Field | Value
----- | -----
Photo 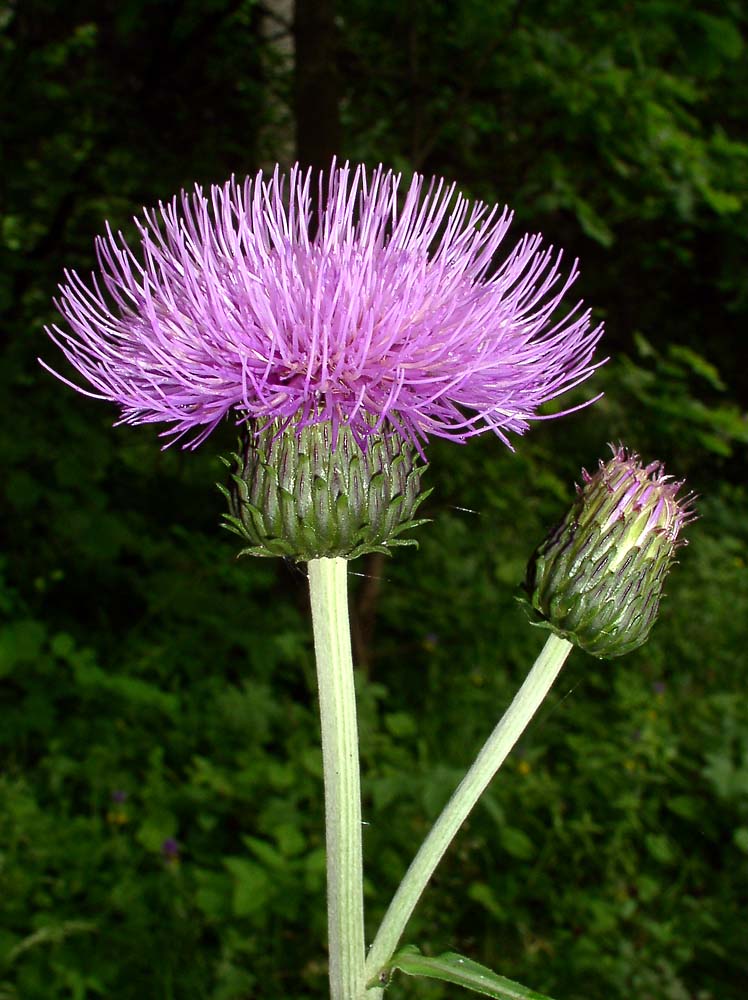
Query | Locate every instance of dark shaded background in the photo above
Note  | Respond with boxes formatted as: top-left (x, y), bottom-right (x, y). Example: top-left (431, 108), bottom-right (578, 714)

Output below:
top-left (2, 2), bottom-right (747, 998)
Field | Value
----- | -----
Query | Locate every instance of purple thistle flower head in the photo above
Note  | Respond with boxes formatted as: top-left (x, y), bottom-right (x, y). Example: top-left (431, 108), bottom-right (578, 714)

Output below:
top-left (43, 161), bottom-right (603, 451)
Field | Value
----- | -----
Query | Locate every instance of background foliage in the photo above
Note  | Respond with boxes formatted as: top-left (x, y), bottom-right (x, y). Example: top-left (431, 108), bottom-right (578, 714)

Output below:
top-left (2, 1), bottom-right (747, 998)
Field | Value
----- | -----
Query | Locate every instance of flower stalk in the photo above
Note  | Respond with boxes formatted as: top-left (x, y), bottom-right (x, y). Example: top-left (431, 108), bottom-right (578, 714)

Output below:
top-left (364, 633), bottom-right (573, 991)
top-left (308, 558), bottom-right (366, 1000)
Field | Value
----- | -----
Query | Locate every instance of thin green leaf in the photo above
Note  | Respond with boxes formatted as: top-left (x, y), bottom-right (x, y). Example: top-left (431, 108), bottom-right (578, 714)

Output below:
top-left (388, 946), bottom-right (556, 1000)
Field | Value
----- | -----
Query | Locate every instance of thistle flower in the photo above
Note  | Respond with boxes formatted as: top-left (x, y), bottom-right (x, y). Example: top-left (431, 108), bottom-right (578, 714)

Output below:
top-left (521, 446), bottom-right (696, 657)
top-left (43, 161), bottom-right (603, 451)
top-left (44, 161), bottom-right (605, 559)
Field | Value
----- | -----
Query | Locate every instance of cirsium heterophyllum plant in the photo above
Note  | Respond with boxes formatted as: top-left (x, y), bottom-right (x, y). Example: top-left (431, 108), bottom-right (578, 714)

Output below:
top-left (43, 162), bottom-right (693, 1000)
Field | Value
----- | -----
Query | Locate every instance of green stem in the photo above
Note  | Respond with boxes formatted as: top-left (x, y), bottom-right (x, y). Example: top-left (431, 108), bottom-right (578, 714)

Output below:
top-left (308, 557), bottom-right (366, 1000)
top-left (364, 632), bottom-right (573, 992)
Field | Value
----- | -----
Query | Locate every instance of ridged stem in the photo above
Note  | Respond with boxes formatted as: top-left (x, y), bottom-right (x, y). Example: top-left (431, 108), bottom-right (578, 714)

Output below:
top-left (364, 633), bottom-right (573, 992)
top-left (308, 558), bottom-right (366, 1000)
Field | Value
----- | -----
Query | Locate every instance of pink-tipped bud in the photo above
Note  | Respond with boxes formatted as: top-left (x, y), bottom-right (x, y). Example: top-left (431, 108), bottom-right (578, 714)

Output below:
top-left (520, 446), bottom-right (696, 658)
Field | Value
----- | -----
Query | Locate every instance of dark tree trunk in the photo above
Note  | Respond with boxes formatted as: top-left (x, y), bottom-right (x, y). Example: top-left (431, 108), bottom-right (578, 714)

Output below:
top-left (293, 0), bottom-right (341, 171)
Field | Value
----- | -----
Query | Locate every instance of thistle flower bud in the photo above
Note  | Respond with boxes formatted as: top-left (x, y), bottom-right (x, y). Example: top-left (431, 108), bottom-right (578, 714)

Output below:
top-left (520, 446), bottom-right (695, 658)
top-left (219, 418), bottom-right (430, 561)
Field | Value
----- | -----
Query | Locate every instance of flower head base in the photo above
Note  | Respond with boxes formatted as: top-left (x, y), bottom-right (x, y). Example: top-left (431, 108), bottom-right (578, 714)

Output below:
top-left (44, 161), bottom-right (603, 452)
top-left (520, 446), bottom-right (696, 658)
top-left (220, 416), bottom-right (430, 561)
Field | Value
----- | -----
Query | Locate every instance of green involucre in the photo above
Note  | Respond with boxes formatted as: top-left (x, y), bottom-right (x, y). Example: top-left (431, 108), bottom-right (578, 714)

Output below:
top-left (219, 418), bottom-right (430, 561)
top-left (519, 448), bottom-right (691, 658)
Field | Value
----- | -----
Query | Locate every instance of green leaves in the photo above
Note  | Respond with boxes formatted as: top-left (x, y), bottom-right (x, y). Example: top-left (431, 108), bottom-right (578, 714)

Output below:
top-left (386, 947), bottom-right (556, 1000)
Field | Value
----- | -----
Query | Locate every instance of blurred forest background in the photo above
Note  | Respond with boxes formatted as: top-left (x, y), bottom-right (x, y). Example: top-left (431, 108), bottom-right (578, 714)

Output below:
top-left (2, 1), bottom-right (748, 998)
